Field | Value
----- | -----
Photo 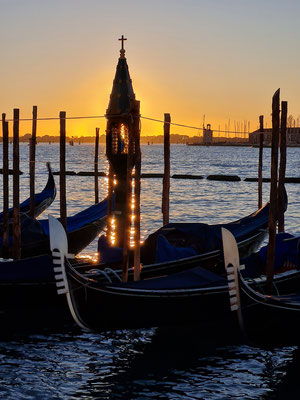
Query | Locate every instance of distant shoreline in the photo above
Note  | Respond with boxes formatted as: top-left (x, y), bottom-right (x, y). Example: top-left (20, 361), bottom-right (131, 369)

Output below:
top-left (2, 135), bottom-right (300, 147)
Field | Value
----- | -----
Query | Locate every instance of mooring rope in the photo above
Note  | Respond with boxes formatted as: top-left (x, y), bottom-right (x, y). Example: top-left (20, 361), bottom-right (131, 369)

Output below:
top-left (0, 113), bottom-right (249, 136)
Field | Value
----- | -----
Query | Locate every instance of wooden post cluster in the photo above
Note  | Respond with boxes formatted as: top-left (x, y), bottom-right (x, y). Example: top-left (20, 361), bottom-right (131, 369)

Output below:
top-left (266, 89), bottom-right (280, 293)
top-left (162, 113), bottom-right (171, 225)
top-left (29, 106), bottom-right (37, 218)
top-left (2, 113), bottom-right (9, 258)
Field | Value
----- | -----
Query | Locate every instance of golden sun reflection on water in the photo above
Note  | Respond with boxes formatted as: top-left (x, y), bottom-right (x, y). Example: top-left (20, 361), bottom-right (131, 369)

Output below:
top-left (76, 253), bottom-right (99, 263)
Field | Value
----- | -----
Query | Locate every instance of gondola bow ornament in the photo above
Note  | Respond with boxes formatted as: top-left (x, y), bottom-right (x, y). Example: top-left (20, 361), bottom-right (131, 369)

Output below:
top-left (222, 227), bottom-right (245, 333)
top-left (49, 214), bottom-right (88, 331)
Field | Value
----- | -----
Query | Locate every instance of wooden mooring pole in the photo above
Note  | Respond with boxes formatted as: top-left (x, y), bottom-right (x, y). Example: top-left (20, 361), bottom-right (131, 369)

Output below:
top-left (162, 113), bottom-right (171, 225)
top-left (94, 127), bottom-right (100, 204)
top-left (258, 115), bottom-right (264, 209)
top-left (278, 101), bottom-right (287, 233)
top-left (2, 114), bottom-right (9, 258)
top-left (12, 109), bottom-right (21, 260)
top-left (60, 111), bottom-right (67, 231)
top-left (122, 121), bottom-right (134, 283)
top-left (29, 105), bottom-right (37, 218)
top-left (266, 89), bottom-right (280, 294)
top-left (134, 101), bottom-right (141, 281)
top-left (107, 164), bottom-right (114, 244)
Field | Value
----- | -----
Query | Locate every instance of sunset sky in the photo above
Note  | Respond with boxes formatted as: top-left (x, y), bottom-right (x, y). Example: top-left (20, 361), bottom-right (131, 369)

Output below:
top-left (1, 0), bottom-right (300, 137)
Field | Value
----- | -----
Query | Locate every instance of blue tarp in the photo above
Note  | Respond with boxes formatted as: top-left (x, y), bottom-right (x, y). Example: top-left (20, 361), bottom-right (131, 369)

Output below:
top-left (241, 233), bottom-right (300, 278)
top-left (155, 234), bottom-right (197, 263)
top-left (259, 232), bottom-right (299, 270)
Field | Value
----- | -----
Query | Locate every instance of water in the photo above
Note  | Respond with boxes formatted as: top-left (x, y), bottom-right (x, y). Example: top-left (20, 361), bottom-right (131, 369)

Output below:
top-left (1, 143), bottom-right (300, 399)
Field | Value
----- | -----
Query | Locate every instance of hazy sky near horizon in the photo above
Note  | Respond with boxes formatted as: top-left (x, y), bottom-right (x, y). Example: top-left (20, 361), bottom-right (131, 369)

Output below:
top-left (1, 0), bottom-right (300, 137)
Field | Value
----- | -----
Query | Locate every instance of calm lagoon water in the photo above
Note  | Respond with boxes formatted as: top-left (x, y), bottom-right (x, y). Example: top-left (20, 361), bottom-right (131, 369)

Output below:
top-left (0, 143), bottom-right (300, 399)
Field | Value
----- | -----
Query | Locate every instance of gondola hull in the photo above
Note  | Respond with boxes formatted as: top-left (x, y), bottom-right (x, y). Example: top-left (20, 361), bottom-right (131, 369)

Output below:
top-left (237, 273), bottom-right (300, 345)
top-left (0, 198), bottom-right (108, 259)
top-left (19, 218), bottom-right (106, 258)
top-left (64, 260), bottom-right (300, 332)
top-left (222, 227), bottom-right (300, 345)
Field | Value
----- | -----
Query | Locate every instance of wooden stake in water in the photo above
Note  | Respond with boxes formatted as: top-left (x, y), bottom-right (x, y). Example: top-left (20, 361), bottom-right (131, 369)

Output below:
top-left (12, 109), bottom-right (21, 260)
top-left (2, 114), bottom-right (9, 258)
top-left (278, 101), bottom-right (287, 233)
top-left (133, 101), bottom-right (141, 281)
top-left (258, 115), bottom-right (264, 209)
top-left (94, 127), bottom-right (100, 204)
top-left (29, 105), bottom-right (37, 218)
top-left (122, 121), bottom-right (134, 283)
top-left (107, 164), bottom-right (114, 244)
top-left (266, 89), bottom-right (280, 294)
top-left (162, 113), bottom-right (171, 225)
top-left (59, 111), bottom-right (67, 231)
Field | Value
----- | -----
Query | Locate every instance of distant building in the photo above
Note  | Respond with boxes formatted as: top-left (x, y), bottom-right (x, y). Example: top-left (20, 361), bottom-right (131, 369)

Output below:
top-left (203, 124), bottom-right (213, 144)
top-left (249, 127), bottom-right (300, 146)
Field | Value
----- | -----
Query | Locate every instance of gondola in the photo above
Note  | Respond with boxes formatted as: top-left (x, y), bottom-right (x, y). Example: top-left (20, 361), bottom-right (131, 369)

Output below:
top-left (92, 199), bottom-right (277, 279)
top-left (0, 198), bottom-right (109, 316)
top-left (0, 197), bottom-right (109, 259)
top-left (50, 211), bottom-right (300, 332)
top-left (0, 200), bottom-right (276, 320)
top-left (223, 228), bottom-right (300, 344)
top-left (0, 162), bottom-right (56, 222)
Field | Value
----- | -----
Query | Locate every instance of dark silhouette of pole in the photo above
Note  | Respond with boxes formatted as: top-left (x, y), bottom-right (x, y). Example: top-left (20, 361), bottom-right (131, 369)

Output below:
top-left (2, 114), bottom-right (9, 258)
top-left (133, 101), bottom-right (141, 281)
top-left (107, 164), bottom-right (114, 244)
top-left (60, 111), bottom-right (67, 231)
top-left (29, 105), bottom-right (37, 218)
top-left (278, 101), bottom-right (287, 233)
top-left (94, 127), bottom-right (99, 204)
top-left (162, 113), bottom-right (171, 225)
top-left (122, 120), bottom-right (134, 283)
top-left (12, 109), bottom-right (21, 260)
top-left (258, 115), bottom-right (264, 209)
top-left (266, 89), bottom-right (280, 294)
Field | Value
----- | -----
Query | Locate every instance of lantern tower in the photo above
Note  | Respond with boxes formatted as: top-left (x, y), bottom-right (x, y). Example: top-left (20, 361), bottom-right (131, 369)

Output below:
top-left (106, 36), bottom-right (141, 251)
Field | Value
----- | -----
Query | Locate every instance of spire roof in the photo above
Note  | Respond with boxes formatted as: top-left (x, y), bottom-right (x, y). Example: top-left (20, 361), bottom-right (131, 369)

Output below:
top-left (106, 36), bottom-right (136, 116)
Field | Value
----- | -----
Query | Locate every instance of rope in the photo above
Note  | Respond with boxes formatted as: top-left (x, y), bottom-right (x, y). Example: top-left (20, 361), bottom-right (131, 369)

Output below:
top-left (2, 115), bottom-right (106, 122)
top-left (141, 116), bottom-right (249, 135)
top-left (0, 113), bottom-right (249, 136)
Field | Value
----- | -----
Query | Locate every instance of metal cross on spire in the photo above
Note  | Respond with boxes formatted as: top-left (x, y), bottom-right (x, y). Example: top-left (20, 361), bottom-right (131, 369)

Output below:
top-left (119, 35), bottom-right (127, 58)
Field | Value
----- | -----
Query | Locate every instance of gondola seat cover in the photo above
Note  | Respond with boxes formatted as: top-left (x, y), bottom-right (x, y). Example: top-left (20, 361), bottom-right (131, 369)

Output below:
top-left (241, 233), bottom-right (300, 279)
top-left (259, 233), bottom-right (300, 271)
top-left (155, 234), bottom-right (197, 263)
